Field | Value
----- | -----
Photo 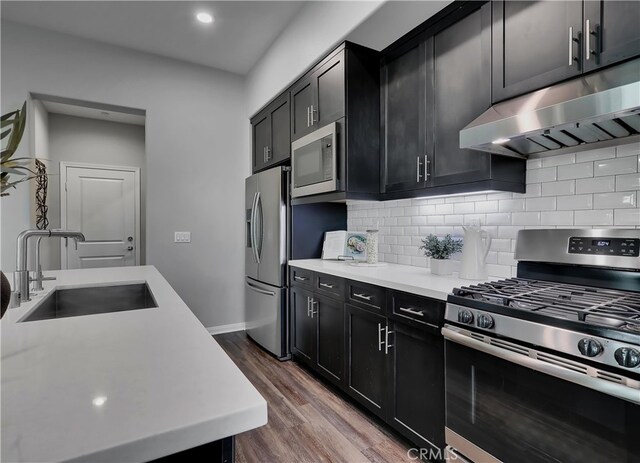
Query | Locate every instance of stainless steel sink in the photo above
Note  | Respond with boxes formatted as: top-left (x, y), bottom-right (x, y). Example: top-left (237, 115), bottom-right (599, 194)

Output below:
top-left (20, 283), bottom-right (158, 322)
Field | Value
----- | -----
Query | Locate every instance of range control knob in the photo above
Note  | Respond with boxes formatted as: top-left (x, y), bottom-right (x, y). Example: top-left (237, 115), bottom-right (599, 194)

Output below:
top-left (476, 313), bottom-right (494, 329)
top-left (614, 347), bottom-right (640, 368)
top-left (577, 338), bottom-right (603, 358)
top-left (457, 310), bottom-right (474, 325)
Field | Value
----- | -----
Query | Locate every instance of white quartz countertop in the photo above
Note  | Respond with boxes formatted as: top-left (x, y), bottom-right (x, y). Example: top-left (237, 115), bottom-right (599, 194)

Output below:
top-left (289, 259), bottom-right (495, 301)
top-left (1, 266), bottom-right (267, 463)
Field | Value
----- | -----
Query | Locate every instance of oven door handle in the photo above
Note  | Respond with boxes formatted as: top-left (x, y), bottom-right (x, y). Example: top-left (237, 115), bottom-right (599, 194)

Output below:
top-left (442, 326), bottom-right (640, 405)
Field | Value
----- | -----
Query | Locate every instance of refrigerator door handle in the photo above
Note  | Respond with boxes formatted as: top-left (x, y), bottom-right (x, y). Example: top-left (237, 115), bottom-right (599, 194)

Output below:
top-left (255, 191), bottom-right (263, 264)
top-left (245, 280), bottom-right (276, 297)
top-left (250, 191), bottom-right (259, 264)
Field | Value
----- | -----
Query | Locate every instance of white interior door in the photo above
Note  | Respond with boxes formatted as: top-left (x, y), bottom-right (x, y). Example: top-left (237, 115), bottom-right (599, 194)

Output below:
top-left (61, 162), bottom-right (140, 269)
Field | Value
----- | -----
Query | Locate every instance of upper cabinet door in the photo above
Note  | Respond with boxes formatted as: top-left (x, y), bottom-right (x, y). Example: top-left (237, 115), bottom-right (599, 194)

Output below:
top-left (252, 112), bottom-right (270, 173)
top-left (429, 4), bottom-right (492, 187)
top-left (291, 78), bottom-right (315, 141)
top-left (583, 0), bottom-right (640, 72)
top-left (315, 53), bottom-right (345, 128)
top-left (492, 0), bottom-right (584, 103)
top-left (381, 39), bottom-right (428, 193)
top-left (269, 94), bottom-right (291, 165)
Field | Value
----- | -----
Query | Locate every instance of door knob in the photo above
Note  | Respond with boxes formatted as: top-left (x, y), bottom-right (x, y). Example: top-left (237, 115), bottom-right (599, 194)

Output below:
top-left (127, 236), bottom-right (134, 242)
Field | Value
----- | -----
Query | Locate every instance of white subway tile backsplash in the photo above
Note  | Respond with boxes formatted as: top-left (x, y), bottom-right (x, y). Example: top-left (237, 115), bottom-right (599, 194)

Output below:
top-left (614, 208), bottom-right (640, 226)
top-left (593, 192), bottom-right (636, 209)
top-left (576, 147), bottom-right (616, 162)
top-left (542, 153), bottom-right (575, 167)
top-left (541, 180), bottom-right (576, 196)
top-left (616, 173), bottom-right (640, 191)
top-left (526, 197), bottom-right (557, 211)
top-left (557, 194), bottom-right (593, 210)
top-left (594, 156), bottom-right (637, 177)
top-left (576, 176), bottom-right (616, 194)
top-left (347, 142), bottom-right (639, 276)
top-left (557, 162), bottom-right (594, 180)
top-left (574, 209), bottom-right (614, 226)
top-left (499, 199), bottom-right (526, 212)
top-left (526, 166), bottom-right (557, 183)
top-left (540, 211), bottom-right (574, 225)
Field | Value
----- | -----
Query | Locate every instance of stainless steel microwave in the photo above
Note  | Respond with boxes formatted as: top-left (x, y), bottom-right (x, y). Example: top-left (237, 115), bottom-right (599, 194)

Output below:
top-left (291, 122), bottom-right (337, 198)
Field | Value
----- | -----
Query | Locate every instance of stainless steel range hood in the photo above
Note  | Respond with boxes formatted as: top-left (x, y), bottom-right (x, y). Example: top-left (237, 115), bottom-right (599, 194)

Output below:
top-left (460, 58), bottom-right (640, 158)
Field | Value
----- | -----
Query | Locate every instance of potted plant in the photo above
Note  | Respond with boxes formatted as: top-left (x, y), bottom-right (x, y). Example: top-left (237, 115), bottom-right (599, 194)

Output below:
top-left (1, 101), bottom-right (35, 317)
top-left (419, 234), bottom-right (463, 276)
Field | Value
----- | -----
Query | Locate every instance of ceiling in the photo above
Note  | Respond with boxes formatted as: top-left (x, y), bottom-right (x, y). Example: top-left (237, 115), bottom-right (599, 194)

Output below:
top-left (42, 100), bottom-right (146, 126)
top-left (0, 1), bottom-right (306, 75)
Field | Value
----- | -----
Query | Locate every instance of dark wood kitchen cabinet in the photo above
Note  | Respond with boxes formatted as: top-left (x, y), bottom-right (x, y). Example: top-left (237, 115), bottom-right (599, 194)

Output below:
top-left (492, 1), bottom-right (584, 103)
top-left (290, 286), bottom-right (315, 364)
top-left (381, 1), bottom-right (525, 198)
top-left (387, 321), bottom-right (445, 453)
top-left (345, 303), bottom-right (389, 419)
top-left (250, 93), bottom-right (290, 173)
top-left (315, 293), bottom-right (345, 384)
top-left (492, 0), bottom-right (640, 103)
top-left (291, 52), bottom-right (345, 141)
top-left (583, 1), bottom-right (640, 72)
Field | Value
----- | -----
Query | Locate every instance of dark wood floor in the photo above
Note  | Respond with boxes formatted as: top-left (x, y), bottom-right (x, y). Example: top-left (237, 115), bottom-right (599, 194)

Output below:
top-left (215, 332), bottom-right (416, 463)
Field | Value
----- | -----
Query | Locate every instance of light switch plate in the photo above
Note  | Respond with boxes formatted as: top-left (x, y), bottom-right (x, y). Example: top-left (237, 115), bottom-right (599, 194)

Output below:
top-left (174, 232), bottom-right (191, 243)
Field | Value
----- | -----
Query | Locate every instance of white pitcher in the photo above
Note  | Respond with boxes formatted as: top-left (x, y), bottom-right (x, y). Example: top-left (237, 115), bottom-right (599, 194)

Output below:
top-left (459, 224), bottom-right (492, 280)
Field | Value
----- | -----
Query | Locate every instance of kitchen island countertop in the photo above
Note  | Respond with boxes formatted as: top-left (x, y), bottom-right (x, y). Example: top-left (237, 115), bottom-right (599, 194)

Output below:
top-left (1, 265), bottom-right (267, 463)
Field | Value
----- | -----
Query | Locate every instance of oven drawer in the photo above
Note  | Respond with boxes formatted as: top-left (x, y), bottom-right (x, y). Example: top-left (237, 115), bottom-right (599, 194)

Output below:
top-left (290, 267), bottom-right (313, 288)
top-left (346, 280), bottom-right (386, 313)
top-left (315, 272), bottom-right (344, 299)
top-left (389, 291), bottom-right (444, 328)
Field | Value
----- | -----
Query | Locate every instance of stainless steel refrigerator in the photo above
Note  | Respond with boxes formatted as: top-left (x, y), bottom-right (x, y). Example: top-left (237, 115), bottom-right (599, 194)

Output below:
top-left (245, 166), bottom-right (289, 359)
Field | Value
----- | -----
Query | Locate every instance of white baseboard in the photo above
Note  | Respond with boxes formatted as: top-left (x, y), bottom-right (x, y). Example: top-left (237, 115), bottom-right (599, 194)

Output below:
top-left (207, 322), bottom-right (246, 336)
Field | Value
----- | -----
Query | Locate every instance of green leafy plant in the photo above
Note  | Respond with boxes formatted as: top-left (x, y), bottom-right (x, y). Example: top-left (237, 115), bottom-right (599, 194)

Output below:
top-left (1, 101), bottom-right (36, 196)
top-left (419, 234), bottom-right (463, 260)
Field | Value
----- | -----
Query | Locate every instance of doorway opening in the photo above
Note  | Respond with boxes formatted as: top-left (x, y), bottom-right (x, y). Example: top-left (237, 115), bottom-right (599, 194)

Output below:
top-left (30, 94), bottom-right (146, 270)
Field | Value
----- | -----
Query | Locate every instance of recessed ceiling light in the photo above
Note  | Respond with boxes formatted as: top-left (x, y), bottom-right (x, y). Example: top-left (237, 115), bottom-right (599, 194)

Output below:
top-left (492, 137), bottom-right (511, 145)
top-left (196, 12), bottom-right (214, 24)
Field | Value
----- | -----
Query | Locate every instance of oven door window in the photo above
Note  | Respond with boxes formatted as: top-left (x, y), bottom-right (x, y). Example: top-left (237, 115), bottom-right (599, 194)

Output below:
top-left (445, 340), bottom-right (640, 463)
top-left (293, 135), bottom-right (334, 188)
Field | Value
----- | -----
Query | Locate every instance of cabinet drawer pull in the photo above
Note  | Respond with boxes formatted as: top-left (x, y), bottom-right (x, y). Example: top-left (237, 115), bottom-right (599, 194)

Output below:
top-left (399, 306), bottom-right (424, 317)
top-left (294, 276), bottom-right (308, 282)
top-left (353, 293), bottom-right (372, 301)
top-left (319, 282), bottom-right (335, 289)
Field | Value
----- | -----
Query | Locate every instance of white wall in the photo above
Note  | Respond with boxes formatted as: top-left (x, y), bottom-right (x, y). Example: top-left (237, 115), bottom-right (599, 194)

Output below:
top-left (244, 0), bottom-right (384, 116)
top-left (347, 143), bottom-right (640, 277)
top-left (1, 21), bottom-right (249, 329)
top-left (42, 113), bottom-right (146, 271)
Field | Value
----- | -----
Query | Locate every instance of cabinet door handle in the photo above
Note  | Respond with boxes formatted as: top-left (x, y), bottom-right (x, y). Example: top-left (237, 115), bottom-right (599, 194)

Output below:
top-left (319, 282), bottom-right (334, 289)
top-left (399, 306), bottom-right (424, 317)
top-left (416, 157), bottom-right (423, 183)
top-left (294, 275), bottom-right (308, 282)
top-left (377, 323), bottom-right (385, 352)
top-left (585, 19), bottom-right (591, 61)
top-left (310, 299), bottom-right (318, 318)
top-left (263, 146), bottom-right (267, 163)
top-left (424, 155), bottom-right (430, 179)
top-left (353, 293), bottom-right (372, 301)
top-left (307, 296), bottom-right (311, 317)
top-left (310, 105), bottom-right (316, 125)
top-left (306, 106), bottom-right (311, 127)
top-left (265, 146), bottom-right (271, 162)
top-left (385, 326), bottom-right (394, 355)
top-left (568, 26), bottom-right (580, 66)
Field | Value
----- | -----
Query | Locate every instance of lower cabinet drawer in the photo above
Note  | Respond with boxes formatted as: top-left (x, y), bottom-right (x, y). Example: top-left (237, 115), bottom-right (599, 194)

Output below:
top-left (290, 267), bottom-right (313, 288)
top-left (346, 280), bottom-right (386, 313)
top-left (389, 291), bottom-right (445, 328)
top-left (315, 272), bottom-right (345, 298)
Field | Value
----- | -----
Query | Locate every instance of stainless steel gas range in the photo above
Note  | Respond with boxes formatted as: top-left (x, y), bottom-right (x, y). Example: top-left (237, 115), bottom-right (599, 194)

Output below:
top-left (443, 229), bottom-right (640, 463)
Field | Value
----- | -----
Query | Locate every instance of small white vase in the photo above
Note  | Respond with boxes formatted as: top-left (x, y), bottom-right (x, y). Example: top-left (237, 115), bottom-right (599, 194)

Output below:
top-left (430, 258), bottom-right (453, 276)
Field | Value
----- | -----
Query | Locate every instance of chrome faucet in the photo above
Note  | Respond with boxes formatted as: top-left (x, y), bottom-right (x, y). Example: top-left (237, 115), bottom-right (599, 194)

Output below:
top-left (32, 236), bottom-right (56, 292)
top-left (13, 229), bottom-right (86, 307)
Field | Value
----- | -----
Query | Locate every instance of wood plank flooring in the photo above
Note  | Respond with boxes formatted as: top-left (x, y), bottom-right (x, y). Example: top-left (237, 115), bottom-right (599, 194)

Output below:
top-left (215, 332), bottom-right (416, 463)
